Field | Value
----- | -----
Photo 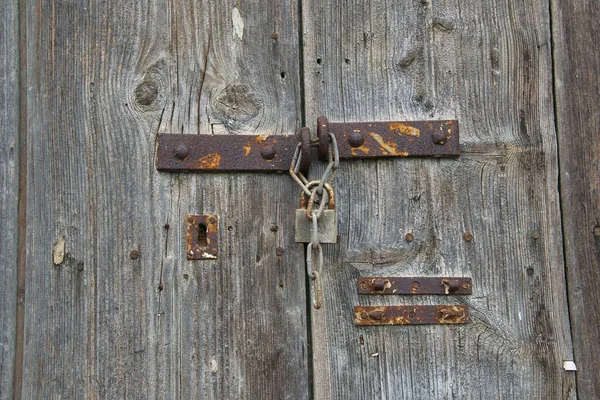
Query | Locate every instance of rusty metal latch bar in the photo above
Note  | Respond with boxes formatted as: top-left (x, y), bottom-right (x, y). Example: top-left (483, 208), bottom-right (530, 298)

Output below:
top-left (155, 118), bottom-right (459, 173)
top-left (354, 305), bottom-right (470, 326)
top-left (357, 277), bottom-right (472, 295)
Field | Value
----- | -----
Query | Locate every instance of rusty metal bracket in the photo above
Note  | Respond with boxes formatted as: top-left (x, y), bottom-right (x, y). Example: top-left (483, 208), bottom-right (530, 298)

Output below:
top-left (354, 305), bottom-right (470, 326)
top-left (316, 117), bottom-right (459, 161)
top-left (156, 133), bottom-right (301, 173)
top-left (357, 277), bottom-right (472, 295)
top-left (186, 215), bottom-right (218, 260)
top-left (155, 118), bottom-right (458, 173)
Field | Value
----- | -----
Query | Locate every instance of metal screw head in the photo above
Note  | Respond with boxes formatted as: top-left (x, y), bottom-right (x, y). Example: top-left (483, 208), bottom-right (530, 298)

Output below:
top-left (347, 130), bottom-right (365, 147)
top-left (432, 131), bottom-right (447, 145)
top-left (174, 144), bottom-right (189, 160)
top-left (260, 145), bottom-right (277, 160)
top-left (405, 232), bottom-right (414, 242)
top-left (463, 232), bottom-right (473, 241)
top-left (130, 250), bottom-right (140, 260)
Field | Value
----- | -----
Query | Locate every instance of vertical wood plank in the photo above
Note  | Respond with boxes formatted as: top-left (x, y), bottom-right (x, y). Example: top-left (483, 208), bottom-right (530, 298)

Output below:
top-left (0, 0), bottom-right (19, 398)
top-left (302, 0), bottom-right (575, 398)
top-left (552, 1), bottom-right (600, 398)
top-left (22, 0), bottom-right (308, 398)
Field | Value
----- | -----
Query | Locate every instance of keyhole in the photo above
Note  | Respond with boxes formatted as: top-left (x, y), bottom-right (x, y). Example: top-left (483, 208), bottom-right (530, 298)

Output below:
top-left (198, 224), bottom-right (208, 248)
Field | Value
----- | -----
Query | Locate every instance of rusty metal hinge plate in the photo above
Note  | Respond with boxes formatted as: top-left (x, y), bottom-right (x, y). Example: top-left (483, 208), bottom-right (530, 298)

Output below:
top-left (318, 118), bottom-right (459, 161)
top-left (156, 134), bottom-right (300, 172)
top-left (357, 277), bottom-right (472, 295)
top-left (186, 214), bottom-right (218, 260)
top-left (156, 119), bottom-right (459, 172)
top-left (354, 305), bottom-right (470, 326)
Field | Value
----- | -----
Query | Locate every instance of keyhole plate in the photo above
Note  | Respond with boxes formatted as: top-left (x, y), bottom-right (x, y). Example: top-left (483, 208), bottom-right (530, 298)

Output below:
top-left (186, 214), bottom-right (218, 260)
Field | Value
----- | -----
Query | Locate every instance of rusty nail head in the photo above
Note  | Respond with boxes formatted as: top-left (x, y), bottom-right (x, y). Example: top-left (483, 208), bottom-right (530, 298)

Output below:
top-left (276, 247), bottom-right (285, 256)
top-left (463, 232), bottom-right (473, 241)
top-left (271, 32), bottom-right (278, 40)
top-left (270, 225), bottom-right (278, 232)
top-left (373, 279), bottom-right (386, 291)
top-left (461, 281), bottom-right (470, 289)
top-left (405, 232), bottom-right (414, 242)
top-left (594, 226), bottom-right (600, 237)
top-left (130, 250), bottom-right (139, 260)
top-left (527, 267), bottom-right (534, 276)
top-left (531, 230), bottom-right (541, 240)
top-left (409, 311), bottom-right (416, 318)
top-left (158, 284), bottom-right (163, 291)
top-left (174, 144), bottom-right (189, 160)
top-left (361, 311), bottom-right (369, 319)
top-left (279, 280), bottom-right (284, 287)
top-left (412, 281), bottom-right (420, 289)
top-left (432, 131), bottom-right (447, 145)
top-left (164, 223), bottom-right (170, 229)
top-left (347, 130), bottom-right (365, 147)
top-left (260, 145), bottom-right (277, 160)
top-left (209, 217), bottom-right (216, 224)
top-left (210, 249), bottom-right (217, 256)
top-left (77, 263), bottom-right (84, 272)
top-left (369, 311), bottom-right (384, 320)
top-left (188, 217), bottom-right (194, 223)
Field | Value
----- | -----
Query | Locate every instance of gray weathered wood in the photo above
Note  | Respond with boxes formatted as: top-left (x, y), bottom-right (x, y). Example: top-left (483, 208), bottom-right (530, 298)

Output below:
top-left (0, 0), bottom-right (19, 399)
top-left (302, 0), bottom-right (575, 398)
top-left (22, 1), bottom-right (308, 398)
top-left (552, 1), bottom-right (600, 398)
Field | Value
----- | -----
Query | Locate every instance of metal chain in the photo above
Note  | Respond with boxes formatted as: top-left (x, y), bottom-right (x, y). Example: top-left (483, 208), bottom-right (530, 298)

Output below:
top-left (289, 131), bottom-right (339, 309)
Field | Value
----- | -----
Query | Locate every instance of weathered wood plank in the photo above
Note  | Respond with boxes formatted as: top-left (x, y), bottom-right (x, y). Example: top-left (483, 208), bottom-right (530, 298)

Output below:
top-left (552, 0), bottom-right (600, 398)
top-left (0, 0), bottom-right (19, 398)
top-left (302, 0), bottom-right (575, 398)
top-left (22, 0), bottom-right (308, 398)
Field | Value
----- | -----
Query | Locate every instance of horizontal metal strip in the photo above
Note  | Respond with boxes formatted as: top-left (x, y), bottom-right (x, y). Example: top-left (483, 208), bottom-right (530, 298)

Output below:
top-left (354, 305), bottom-right (470, 326)
top-left (357, 277), bottom-right (472, 295)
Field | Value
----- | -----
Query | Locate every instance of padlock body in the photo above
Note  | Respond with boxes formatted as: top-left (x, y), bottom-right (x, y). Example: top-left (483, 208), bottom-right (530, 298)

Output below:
top-left (295, 209), bottom-right (338, 243)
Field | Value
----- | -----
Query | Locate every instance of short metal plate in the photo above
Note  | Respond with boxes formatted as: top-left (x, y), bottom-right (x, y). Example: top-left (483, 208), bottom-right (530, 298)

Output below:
top-left (330, 120), bottom-right (459, 159)
top-left (186, 214), bottom-right (218, 260)
top-left (157, 133), bottom-right (299, 172)
top-left (357, 277), bottom-right (472, 295)
top-left (294, 209), bottom-right (338, 243)
top-left (354, 305), bottom-right (470, 326)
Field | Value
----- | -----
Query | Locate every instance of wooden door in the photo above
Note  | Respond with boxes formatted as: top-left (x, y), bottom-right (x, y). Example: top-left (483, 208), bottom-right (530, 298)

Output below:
top-left (2, 0), bottom-right (600, 399)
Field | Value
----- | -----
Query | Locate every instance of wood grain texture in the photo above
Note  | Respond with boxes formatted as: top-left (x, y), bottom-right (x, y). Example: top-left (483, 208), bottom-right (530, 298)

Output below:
top-left (22, 0), bottom-right (308, 398)
top-left (0, 1), bottom-right (19, 398)
top-left (302, 0), bottom-right (575, 398)
top-left (552, 1), bottom-right (600, 398)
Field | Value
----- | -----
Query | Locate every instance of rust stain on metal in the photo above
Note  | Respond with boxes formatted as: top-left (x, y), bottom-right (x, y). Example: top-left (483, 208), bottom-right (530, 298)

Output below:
top-left (357, 277), bottom-right (472, 295)
top-left (255, 134), bottom-right (269, 143)
top-left (190, 153), bottom-right (222, 169)
top-left (349, 143), bottom-right (371, 156)
top-left (242, 143), bottom-right (251, 156)
top-left (389, 122), bottom-right (420, 137)
top-left (186, 214), bottom-right (219, 260)
top-left (369, 132), bottom-right (408, 156)
top-left (354, 305), bottom-right (470, 325)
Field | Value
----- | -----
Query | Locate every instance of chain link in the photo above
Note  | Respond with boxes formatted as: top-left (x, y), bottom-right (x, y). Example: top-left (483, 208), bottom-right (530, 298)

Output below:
top-left (289, 129), bottom-right (339, 310)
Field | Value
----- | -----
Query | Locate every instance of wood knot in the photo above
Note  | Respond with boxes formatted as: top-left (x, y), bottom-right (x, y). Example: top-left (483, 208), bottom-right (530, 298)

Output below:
top-left (134, 81), bottom-right (159, 106)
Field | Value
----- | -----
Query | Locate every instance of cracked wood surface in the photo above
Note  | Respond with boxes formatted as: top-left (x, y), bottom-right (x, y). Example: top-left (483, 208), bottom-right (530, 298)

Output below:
top-left (552, 0), bottom-right (600, 398)
top-left (302, 0), bottom-right (575, 398)
top-left (21, 0), bottom-right (308, 398)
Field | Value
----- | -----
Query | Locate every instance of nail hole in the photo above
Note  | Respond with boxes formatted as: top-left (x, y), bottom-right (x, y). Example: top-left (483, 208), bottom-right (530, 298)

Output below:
top-left (316, 58), bottom-right (322, 64)
top-left (280, 70), bottom-right (286, 79)
top-left (183, 274), bottom-right (189, 280)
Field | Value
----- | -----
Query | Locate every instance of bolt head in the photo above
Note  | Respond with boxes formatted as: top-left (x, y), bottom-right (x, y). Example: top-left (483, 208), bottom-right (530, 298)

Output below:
top-left (174, 144), bottom-right (189, 160)
top-left (260, 145), bottom-right (277, 160)
top-left (347, 130), bottom-right (365, 147)
top-left (432, 131), bottom-right (447, 145)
